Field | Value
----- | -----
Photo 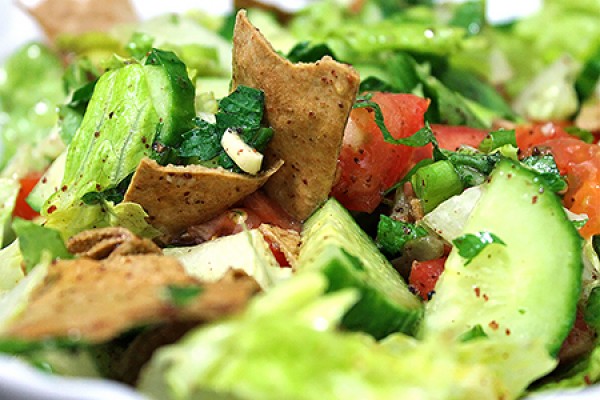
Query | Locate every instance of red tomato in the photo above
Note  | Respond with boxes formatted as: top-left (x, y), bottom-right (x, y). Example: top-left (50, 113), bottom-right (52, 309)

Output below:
top-left (263, 235), bottom-right (291, 268)
top-left (331, 93), bottom-right (429, 213)
top-left (409, 257), bottom-right (446, 301)
top-left (541, 137), bottom-right (600, 238)
top-left (14, 171), bottom-right (43, 220)
top-left (240, 191), bottom-right (301, 232)
top-left (409, 124), bottom-right (490, 164)
top-left (515, 122), bottom-right (572, 151)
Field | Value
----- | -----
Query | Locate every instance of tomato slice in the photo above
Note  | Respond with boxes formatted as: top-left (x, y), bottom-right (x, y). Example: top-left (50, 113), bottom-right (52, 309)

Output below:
top-left (14, 171), bottom-right (44, 220)
top-left (331, 92), bottom-right (429, 213)
top-left (540, 137), bottom-right (600, 238)
top-left (515, 122), bottom-right (572, 151)
top-left (409, 124), bottom-right (490, 165)
top-left (240, 191), bottom-right (301, 231)
top-left (409, 257), bottom-right (446, 301)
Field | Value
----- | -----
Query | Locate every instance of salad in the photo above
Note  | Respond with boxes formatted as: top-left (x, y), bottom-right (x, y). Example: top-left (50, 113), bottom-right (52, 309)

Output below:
top-left (1, 0), bottom-right (600, 399)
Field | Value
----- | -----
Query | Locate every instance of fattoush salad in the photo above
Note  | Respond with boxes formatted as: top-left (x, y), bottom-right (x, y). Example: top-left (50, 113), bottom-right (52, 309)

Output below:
top-left (1, 0), bottom-right (600, 398)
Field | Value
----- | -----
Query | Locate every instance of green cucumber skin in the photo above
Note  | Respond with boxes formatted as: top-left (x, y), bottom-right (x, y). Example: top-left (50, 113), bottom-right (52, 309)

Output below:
top-left (299, 199), bottom-right (423, 339)
top-left (422, 160), bottom-right (582, 355)
top-left (145, 48), bottom-right (196, 148)
top-left (320, 245), bottom-right (422, 338)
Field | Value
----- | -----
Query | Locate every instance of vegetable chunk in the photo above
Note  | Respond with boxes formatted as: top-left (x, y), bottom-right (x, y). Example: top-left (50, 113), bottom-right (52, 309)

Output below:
top-left (2, 256), bottom-right (259, 343)
top-left (232, 11), bottom-right (360, 220)
top-left (124, 157), bottom-right (283, 237)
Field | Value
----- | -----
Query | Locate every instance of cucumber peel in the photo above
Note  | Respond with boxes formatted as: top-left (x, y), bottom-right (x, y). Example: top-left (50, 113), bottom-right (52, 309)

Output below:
top-left (298, 199), bottom-right (422, 339)
top-left (422, 160), bottom-right (582, 356)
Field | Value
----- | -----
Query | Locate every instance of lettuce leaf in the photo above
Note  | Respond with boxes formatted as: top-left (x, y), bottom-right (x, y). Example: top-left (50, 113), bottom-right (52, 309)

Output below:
top-left (44, 201), bottom-right (161, 241)
top-left (139, 273), bottom-right (554, 400)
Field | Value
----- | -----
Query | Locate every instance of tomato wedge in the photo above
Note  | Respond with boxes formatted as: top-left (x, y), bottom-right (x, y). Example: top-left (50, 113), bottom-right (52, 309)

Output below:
top-left (540, 137), bottom-right (600, 238)
top-left (331, 93), bottom-right (429, 213)
top-left (409, 257), bottom-right (447, 301)
top-left (14, 171), bottom-right (43, 220)
top-left (515, 122), bottom-right (572, 151)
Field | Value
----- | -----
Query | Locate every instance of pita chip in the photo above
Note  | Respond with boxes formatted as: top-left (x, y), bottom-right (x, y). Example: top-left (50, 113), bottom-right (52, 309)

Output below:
top-left (232, 10), bottom-right (360, 221)
top-left (18, 0), bottom-right (138, 42)
top-left (4, 255), bottom-right (259, 343)
top-left (124, 157), bottom-right (283, 237)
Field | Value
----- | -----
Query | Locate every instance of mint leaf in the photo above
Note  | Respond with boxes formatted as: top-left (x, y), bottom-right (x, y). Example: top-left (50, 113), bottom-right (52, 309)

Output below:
top-left (353, 95), bottom-right (438, 147)
top-left (521, 154), bottom-right (567, 193)
top-left (287, 41), bottom-right (337, 63)
top-left (165, 285), bottom-right (204, 307)
top-left (376, 215), bottom-right (428, 256)
top-left (176, 86), bottom-right (272, 172)
top-left (452, 231), bottom-right (505, 265)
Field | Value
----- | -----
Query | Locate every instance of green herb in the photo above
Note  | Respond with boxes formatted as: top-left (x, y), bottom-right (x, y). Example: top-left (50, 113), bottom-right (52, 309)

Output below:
top-left (287, 41), bottom-right (337, 63)
top-left (521, 155), bottom-right (567, 193)
top-left (81, 175), bottom-right (133, 205)
top-left (353, 95), bottom-right (438, 147)
top-left (165, 285), bottom-right (204, 307)
top-left (177, 85), bottom-right (273, 172)
top-left (565, 126), bottom-right (594, 144)
top-left (12, 218), bottom-right (73, 272)
top-left (575, 44), bottom-right (600, 102)
top-left (376, 215), bottom-right (428, 256)
top-left (0, 337), bottom-right (87, 355)
top-left (453, 231), bottom-right (505, 265)
top-left (572, 217), bottom-right (589, 230)
top-left (459, 324), bottom-right (488, 342)
top-left (438, 148), bottom-right (502, 187)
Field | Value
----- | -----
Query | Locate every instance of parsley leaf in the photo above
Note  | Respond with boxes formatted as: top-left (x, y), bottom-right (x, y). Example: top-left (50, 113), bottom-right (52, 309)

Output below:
top-left (521, 155), bottom-right (567, 193)
top-left (165, 285), bottom-right (204, 307)
top-left (353, 95), bottom-right (438, 147)
top-left (452, 231), bottom-right (505, 265)
top-left (176, 85), bottom-right (272, 172)
top-left (287, 42), bottom-right (338, 63)
top-left (376, 215), bottom-right (429, 256)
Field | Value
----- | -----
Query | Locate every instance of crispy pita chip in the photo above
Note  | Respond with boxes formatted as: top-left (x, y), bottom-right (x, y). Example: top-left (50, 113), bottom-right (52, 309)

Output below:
top-left (234, 0), bottom-right (294, 23)
top-left (232, 11), bottom-right (360, 221)
top-left (18, 0), bottom-right (138, 42)
top-left (4, 256), bottom-right (259, 343)
top-left (123, 157), bottom-right (283, 237)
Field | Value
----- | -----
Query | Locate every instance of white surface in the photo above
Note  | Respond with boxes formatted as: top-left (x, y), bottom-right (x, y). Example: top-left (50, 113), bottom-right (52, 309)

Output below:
top-left (1, 1), bottom-right (600, 399)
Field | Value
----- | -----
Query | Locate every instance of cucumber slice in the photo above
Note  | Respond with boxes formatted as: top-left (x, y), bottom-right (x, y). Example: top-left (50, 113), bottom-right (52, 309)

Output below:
top-left (145, 48), bottom-right (196, 148)
top-left (421, 160), bottom-right (582, 355)
top-left (298, 199), bottom-right (422, 339)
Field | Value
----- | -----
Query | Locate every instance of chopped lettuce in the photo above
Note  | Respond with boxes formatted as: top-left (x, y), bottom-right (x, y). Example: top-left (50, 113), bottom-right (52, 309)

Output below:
top-left (0, 258), bottom-right (49, 333)
top-left (44, 201), bottom-right (161, 241)
top-left (12, 219), bottom-right (73, 273)
top-left (139, 273), bottom-right (554, 400)
top-left (0, 241), bottom-right (24, 293)
top-left (0, 43), bottom-right (65, 170)
top-left (43, 49), bottom-right (195, 216)
top-left (0, 178), bottom-right (19, 246)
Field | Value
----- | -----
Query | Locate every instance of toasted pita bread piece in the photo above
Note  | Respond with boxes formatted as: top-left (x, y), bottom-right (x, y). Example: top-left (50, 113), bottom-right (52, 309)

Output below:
top-left (232, 11), bottom-right (360, 221)
top-left (123, 157), bottom-right (283, 237)
top-left (4, 255), bottom-right (259, 343)
top-left (17, 0), bottom-right (138, 42)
